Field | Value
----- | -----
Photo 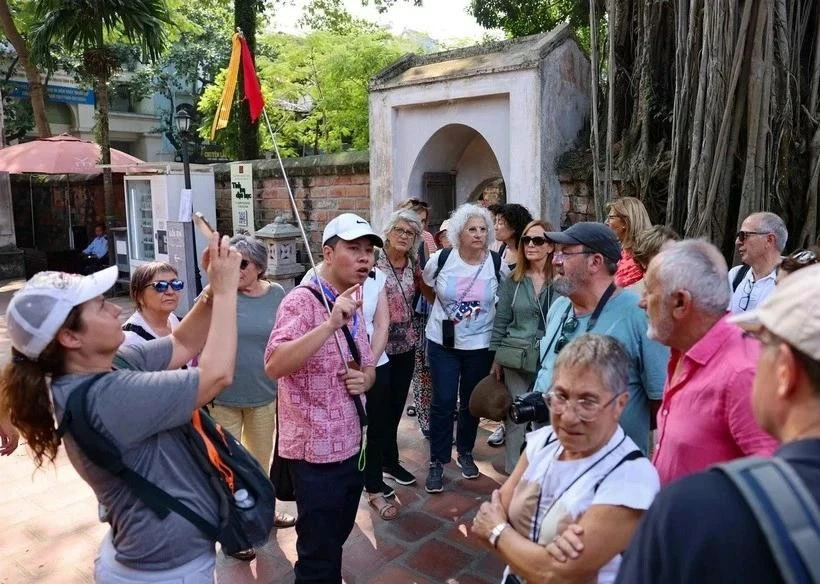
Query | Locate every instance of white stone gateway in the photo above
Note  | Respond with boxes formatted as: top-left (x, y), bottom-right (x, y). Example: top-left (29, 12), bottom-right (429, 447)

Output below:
top-left (369, 23), bottom-right (590, 231)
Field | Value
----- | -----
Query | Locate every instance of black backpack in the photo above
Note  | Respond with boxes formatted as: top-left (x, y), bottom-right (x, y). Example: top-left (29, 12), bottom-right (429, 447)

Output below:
top-left (57, 373), bottom-right (275, 555)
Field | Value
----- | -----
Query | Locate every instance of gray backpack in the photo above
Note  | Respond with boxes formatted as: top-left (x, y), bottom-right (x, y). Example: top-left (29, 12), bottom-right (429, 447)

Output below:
top-left (716, 457), bottom-right (820, 583)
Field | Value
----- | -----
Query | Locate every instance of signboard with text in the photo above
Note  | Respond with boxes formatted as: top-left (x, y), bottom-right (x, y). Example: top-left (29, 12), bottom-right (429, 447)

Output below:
top-left (6, 80), bottom-right (95, 105)
top-left (230, 162), bottom-right (255, 235)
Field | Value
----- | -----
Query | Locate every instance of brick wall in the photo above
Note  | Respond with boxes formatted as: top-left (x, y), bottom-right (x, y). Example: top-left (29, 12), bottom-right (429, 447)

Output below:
top-left (213, 152), bottom-right (370, 261)
top-left (213, 150), bottom-right (597, 259)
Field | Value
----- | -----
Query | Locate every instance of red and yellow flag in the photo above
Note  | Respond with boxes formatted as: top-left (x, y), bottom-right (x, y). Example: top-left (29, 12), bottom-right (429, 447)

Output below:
top-left (210, 33), bottom-right (265, 140)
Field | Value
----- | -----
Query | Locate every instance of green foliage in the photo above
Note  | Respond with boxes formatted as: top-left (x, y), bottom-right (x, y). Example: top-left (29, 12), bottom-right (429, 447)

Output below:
top-left (30, 0), bottom-right (173, 71)
top-left (468, 0), bottom-right (588, 39)
top-left (199, 28), bottom-right (417, 157)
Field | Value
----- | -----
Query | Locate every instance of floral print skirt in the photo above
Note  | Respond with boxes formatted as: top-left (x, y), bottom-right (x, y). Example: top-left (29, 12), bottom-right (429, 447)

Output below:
top-left (410, 314), bottom-right (433, 436)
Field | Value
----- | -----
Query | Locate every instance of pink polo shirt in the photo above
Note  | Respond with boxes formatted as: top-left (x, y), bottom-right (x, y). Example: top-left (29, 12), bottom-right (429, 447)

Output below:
top-left (652, 314), bottom-right (777, 485)
top-left (265, 281), bottom-right (374, 464)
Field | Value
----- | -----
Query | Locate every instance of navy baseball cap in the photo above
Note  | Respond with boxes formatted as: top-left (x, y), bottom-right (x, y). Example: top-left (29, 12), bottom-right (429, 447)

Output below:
top-left (546, 222), bottom-right (622, 262)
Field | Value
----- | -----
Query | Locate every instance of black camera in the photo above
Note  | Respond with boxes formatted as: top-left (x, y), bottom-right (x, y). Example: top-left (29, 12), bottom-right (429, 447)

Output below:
top-left (510, 391), bottom-right (550, 425)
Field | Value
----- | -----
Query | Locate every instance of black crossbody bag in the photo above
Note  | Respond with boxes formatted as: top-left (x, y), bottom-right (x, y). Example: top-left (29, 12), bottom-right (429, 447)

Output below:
top-left (269, 285), bottom-right (368, 501)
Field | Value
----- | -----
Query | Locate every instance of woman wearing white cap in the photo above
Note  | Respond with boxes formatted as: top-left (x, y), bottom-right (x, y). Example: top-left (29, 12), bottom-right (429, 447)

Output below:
top-left (0, 234), bottom-right (241, 582)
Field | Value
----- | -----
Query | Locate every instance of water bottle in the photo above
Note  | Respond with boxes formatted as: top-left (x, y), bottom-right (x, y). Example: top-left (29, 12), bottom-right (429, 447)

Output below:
top-left (234, 488), bottom-right (255, 509)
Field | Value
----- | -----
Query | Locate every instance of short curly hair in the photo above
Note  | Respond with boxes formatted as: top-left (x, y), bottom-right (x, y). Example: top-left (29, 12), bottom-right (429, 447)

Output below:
top-left (496, 203), bottom-right (533, 247)
top-left (448, 203), bottom-right (495, 252)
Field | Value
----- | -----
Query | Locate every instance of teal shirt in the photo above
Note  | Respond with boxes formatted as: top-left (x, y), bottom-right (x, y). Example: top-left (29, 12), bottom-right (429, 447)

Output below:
top-left (490, 276), bottom-right (555, 350)
top-left (214, 283), bottom-right (285, 407)
top-left (533, 289), bottom-right (669, 454)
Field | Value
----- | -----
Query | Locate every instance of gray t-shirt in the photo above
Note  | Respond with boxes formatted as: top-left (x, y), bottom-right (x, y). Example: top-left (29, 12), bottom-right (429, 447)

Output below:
top-left (533, 290), bottom-right (669, 454)
top-left (51, 338), bottom-right (218, 570)
top-left (214, 284), bottom-right (284, 407)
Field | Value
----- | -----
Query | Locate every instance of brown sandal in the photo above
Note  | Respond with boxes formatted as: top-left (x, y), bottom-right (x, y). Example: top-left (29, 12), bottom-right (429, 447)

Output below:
top-left (367, 493), bottom-right (398, 521)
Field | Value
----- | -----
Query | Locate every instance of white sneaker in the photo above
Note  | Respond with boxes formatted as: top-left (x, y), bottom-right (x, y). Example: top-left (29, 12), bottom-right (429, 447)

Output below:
top-left (487, 424), bottom-right (505, 447)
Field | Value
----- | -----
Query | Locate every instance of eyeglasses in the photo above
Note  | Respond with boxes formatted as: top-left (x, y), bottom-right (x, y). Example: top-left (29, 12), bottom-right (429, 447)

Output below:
top-left (554, 314), bottom-right (579, 354)
top-left (736, 230), bottom-right (771, 242)
top-left (605, 214), bottom-right (624, 221)
top-left (391, 226), bottom-right (416, 239)
top-left (738, 277), bottom-right (754, 311)
top-left (553, 250), bottom-right (591, 261)
top-left (240, 259), bottom-right (251, 270)
top-left (521, 235), bottom-right (548, 247)
top-left (147, 279), bottom-right (184, 293)
top-left (545, 391), bottom-right (621, 423)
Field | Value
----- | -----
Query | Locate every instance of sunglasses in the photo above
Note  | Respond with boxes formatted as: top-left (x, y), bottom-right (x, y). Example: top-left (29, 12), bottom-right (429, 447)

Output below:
top-left (407, 198), bottom-right (429, 209)
top-left (148, 279), bottom-right (184, 293)
top-left (736, 230), bottom-right (770, 242)
top-left (554, 314), bottom-right (579, 354)
top-left (790, 249), bottom-right (818, 265)
top-left (240, 259), bottom-right (251, 270)
top-left (521, 235), bottom-right (548, 247)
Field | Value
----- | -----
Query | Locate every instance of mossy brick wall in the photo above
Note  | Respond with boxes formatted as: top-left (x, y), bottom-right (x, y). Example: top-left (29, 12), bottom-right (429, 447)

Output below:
top-left (213, 152), bottom-right (370, 261)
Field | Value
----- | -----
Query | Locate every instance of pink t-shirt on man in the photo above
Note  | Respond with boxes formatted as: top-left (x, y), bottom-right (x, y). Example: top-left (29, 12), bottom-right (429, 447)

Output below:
top-left (652, 314), bottom-right (778, 485)
top-left (264, 280), bottom-right (374, 464)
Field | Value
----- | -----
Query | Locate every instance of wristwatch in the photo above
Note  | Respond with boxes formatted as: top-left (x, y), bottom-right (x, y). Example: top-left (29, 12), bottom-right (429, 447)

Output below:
top-left (488, 522), bottom-right (509, 548)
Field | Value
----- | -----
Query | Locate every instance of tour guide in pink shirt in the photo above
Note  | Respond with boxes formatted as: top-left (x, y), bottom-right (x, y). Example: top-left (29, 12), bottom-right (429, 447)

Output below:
top-left (639, 239), bottom-right (777, 485)
top-left (264, 213), bottom-right (379, 583)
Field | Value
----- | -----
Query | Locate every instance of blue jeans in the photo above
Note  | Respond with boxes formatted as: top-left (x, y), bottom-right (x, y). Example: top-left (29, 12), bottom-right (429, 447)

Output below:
top-left (290, 455), bottom-right (363, 583)
top-left (427, 341), bottom-right (492, 464)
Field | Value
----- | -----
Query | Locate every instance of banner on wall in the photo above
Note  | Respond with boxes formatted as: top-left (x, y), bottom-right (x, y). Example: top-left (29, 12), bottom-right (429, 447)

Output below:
top-left (230, 162), bottom-right (255, 234)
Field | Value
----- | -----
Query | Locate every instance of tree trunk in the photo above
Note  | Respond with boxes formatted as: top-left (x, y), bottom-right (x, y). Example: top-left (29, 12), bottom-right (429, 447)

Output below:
top-left (235, 0), bottom-right (260, 160)
top-left (0, 0), bottom-right (51, 138)
top-left (95, 73), bottom-right (116, 265)
top-left (589, 0), bottom-right (604, 221)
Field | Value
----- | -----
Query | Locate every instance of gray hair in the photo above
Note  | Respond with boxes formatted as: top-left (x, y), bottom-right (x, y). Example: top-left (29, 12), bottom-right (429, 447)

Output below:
top-left (448, 203), bottom-right (495, 252)
top-left (652, 239), bottom-right (730, 314)
top-left (230, 234), bottom-right (268, 279)
top-left (748, 212), bottom-right (788, 252)
top-left (554, 334), bottom-right (629, 396)
top-left (382, 209), bottom-right (423, 261)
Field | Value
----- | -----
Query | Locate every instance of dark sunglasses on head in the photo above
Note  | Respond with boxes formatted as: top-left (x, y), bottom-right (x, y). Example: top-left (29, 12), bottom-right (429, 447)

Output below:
top-left (790, 249), bottom-right (818, 265)
top-left (148, 279), bottom-right (184, 293)
top-left (521, 235), bottom-right (548, 247)
top-left (407, 198), bottom-right (429, 209)
top-left (736, 230), bottom-right (770, 242)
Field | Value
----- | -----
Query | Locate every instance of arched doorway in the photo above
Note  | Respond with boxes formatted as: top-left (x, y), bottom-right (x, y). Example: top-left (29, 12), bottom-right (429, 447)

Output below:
top-left (407, 123), bottom-right (503, 231)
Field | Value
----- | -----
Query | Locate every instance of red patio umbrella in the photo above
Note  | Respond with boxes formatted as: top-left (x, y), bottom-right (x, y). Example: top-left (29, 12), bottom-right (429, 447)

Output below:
top-left (0, 133), bottom-right (143, 175)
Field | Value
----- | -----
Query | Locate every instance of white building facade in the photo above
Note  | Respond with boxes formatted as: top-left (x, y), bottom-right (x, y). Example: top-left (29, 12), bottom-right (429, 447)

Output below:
top-left (369, 24), bottom-right (590, 230)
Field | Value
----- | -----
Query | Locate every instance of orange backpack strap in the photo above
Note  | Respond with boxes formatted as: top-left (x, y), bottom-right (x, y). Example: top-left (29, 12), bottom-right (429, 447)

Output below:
top-left (192, 410), bottom-right (236, 492)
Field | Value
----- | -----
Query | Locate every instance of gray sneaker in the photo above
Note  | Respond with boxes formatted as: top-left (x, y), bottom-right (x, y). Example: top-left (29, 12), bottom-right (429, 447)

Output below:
top-left (456, 453), bottom-right (480, 479)
top-left (487, 424), bottom-right (505, 447)
top-left (425, 461), bottom-right (444, 493)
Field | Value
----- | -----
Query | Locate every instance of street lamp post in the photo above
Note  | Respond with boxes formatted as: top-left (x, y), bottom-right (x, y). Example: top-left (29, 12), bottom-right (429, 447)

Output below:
top-left (174, 109), bottom-right (203, 294)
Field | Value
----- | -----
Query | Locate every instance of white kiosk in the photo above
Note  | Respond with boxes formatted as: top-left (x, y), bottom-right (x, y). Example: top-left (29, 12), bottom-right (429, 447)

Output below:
top-left (121, 162), bottom-right (217, 313)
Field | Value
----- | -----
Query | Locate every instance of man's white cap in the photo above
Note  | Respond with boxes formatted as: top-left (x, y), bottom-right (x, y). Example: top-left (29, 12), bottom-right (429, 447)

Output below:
top-left (7, 266), bottom-right (119, 359)
top-left (729, 263), bottom-right (820, 360)
top-left (322, 213), bottom-right (383, 247)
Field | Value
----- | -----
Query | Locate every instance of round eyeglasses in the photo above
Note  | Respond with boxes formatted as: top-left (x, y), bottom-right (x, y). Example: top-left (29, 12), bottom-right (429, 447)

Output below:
top-left (147, 279), bottom-right (184, 293)
top-left (545, 391), bottom-right (620, 422)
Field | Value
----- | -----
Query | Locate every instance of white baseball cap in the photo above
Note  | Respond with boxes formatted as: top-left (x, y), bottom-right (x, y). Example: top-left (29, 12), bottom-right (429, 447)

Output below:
top-left (7, 266), bottom-right (119, 359)
top-left (322, 213), bottom-right (383, 247)
top-left (729, 263), bottom-right (820, 360)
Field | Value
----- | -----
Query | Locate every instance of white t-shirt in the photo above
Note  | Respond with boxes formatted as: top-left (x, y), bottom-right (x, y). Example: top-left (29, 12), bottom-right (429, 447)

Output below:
top-left (301, 265), bottom-right (389, 367)
top-left (503, 425), bottom-right (660, 584)
top-left (121, 311), bottom-right (180, 347)
top-left (423, 249), bottom-right (508, 350)
top-left (727, 264), bottom-right (778, 313)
